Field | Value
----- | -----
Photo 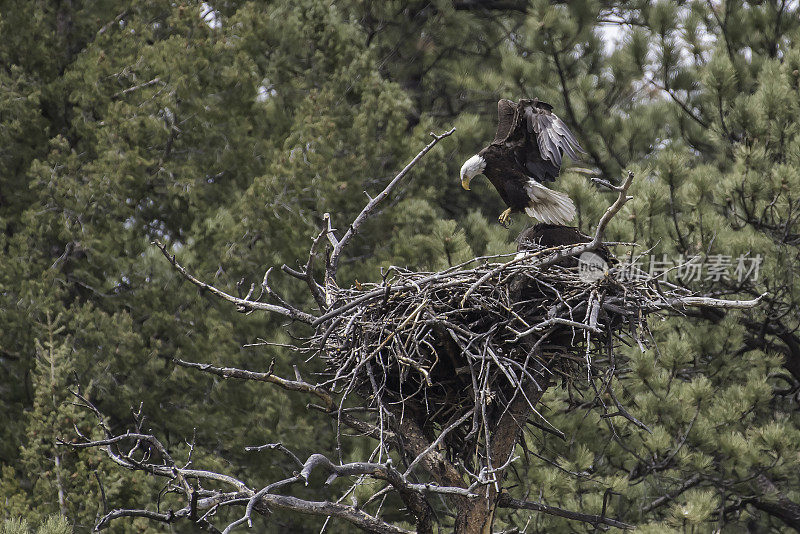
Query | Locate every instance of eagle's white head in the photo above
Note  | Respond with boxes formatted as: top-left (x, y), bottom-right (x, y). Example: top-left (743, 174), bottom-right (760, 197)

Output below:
top-left (459, 154), bottom-right (486, 191)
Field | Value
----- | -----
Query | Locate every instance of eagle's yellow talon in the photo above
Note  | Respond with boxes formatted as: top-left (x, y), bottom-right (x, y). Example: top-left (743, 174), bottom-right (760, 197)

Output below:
top-left (498, 208), bottom-right (512, 228)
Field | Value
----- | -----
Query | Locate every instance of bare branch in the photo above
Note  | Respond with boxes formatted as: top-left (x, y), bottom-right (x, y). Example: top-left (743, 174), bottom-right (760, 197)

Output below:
top-left (245, 442), bottom-right (304, 469)
top-left (112, 77), bottom-right (163, 99)
top-left (96, 509), bottom-right (176, 530)
top-left (404, 410), bottom-right (473, 476)
top-left (63, 432), bottom-right (250, 491)
top-left (327, 128), bottom-right (455, 281)
top-left (603, 385), bottom-right (653, 434)
top-left (646, 293), bottom-right (766, 311)
top-left (298, 454), bottom-right (477, 498)
top-left (255, 494), bottom-right (414, 534)
top-left (72, 425), bottom-right (421, 534)
top-left (172, 358), bottom-right (333, 408)
top-left (97, 10), bottom-right (128, 36)
top-left (641, 473), bottom-right (703, 514)
top-left (153, 240), bottom-right (316, 323)
top-left (174, 358), bottom-right (393, 444)
top-left (497, 494), bottom-right (634, 530)
top-left (282, 213), bottom-right (330, 310)
top-left (590, 170), bottom-right (635, 247)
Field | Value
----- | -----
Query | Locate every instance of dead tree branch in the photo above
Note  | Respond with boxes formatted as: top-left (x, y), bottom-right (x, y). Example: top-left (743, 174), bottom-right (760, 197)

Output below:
top-left (152, 240), bottom-right (316, 323)
top-left (327, 128), bottom-right (456, 282)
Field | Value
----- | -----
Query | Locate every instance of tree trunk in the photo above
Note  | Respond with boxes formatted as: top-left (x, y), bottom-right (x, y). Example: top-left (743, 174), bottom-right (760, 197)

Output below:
top-left (453, 380), bottom-right (550, 534)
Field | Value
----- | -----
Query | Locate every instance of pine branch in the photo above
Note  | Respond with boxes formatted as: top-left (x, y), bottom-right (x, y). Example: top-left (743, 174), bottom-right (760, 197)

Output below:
top-left (497, 494), bottom-right (634, 530)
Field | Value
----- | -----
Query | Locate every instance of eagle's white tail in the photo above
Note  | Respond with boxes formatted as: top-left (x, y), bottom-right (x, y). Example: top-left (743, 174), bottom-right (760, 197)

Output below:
top-left (524, 180), bottom-right (576, 225)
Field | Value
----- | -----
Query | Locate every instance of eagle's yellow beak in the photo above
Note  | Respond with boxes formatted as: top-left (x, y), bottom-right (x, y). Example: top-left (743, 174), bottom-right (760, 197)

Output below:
top-left (461, 175), bottom-right (471, 190)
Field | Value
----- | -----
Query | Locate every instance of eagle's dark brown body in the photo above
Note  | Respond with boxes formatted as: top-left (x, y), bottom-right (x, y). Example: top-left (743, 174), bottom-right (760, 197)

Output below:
top-left (477, 144), bottom-right (534, 211)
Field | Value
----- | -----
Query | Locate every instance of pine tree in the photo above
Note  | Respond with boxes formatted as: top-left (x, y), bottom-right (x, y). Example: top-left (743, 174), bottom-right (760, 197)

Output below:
top-left (1, 516), bottom-right (70, 534)
top-left (5, 313), bottom-right (105, 529)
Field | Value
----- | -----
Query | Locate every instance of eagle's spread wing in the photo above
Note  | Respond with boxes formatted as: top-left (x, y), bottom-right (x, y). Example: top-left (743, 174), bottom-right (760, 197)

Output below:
top-left (492, 99), bottom-right (584, 182)
top-left (492, 99), bottom-right (517, 145)
top-left (525, 104), bottom-right (584, 168)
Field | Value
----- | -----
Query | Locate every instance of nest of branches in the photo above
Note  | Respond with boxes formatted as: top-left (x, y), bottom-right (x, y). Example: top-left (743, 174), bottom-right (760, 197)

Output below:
top-left (316, 241), bottom-right (660, 463)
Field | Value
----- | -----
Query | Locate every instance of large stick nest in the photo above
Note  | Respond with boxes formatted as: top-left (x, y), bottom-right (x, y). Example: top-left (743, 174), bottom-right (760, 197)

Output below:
top-left (312, 234), bottom-right (673, 462)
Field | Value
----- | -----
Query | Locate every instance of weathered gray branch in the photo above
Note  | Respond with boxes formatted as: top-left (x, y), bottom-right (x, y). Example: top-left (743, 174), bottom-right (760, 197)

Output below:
top-left (111, 77), bottom-right (163, 99)
top-left (153, 240), bottom-right (316, 323)
top-left (327, 128), bottom-right (455, 282)
top-left (254, 494), bottom-right (413, 534)
top-left (645, 294), bottom-right (766, 311)
top-left (281, 213), bottom-right (330, 310)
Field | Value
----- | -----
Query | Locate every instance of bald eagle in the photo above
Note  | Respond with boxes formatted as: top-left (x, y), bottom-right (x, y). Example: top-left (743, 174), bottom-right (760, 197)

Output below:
top-left (460, 98), bottom-right (585, 227)
top-left (516, 224), bottom-right (616, 267)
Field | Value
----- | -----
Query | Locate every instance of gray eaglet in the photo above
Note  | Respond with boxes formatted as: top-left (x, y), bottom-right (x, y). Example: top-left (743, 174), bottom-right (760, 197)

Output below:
top-left (460, 98), bottom-right (585, 227)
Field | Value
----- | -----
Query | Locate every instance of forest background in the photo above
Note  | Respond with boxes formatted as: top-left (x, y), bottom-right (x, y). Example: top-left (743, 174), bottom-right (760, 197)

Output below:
top-left (2, 0), bottom-right (800, 532)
